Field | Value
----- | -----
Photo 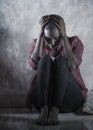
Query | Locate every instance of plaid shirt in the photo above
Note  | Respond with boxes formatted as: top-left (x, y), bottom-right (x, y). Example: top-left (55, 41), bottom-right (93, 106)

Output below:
top-left (28, 36), bottom-right (88, 97)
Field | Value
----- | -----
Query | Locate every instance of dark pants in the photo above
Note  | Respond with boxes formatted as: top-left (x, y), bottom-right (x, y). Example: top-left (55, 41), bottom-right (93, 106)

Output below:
top-left (31, 55), bottom-right (85, 112)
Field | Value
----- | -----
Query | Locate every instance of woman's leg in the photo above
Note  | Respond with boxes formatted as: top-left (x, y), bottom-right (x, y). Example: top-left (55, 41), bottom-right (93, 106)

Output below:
top-left (51, 55), bottom-right (84, 112)
top-left (36, 55), bottom-right (52, 107)
top-left (48, 55), bottom-right (84, 124)
top-left (60, 71), bottom-right (85, 113)
top-left (31, 55), bottom-right (52, 125)
top-left (48, 55), bottom-right (69, 124)
top-left (31, 55), bottom-right (52, 108)
top-left (52, 55), bottom-right (70, 107)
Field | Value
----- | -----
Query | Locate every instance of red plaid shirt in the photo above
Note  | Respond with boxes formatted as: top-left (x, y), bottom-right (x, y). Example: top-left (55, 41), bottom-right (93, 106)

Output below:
top-left (28, 36), bottom-right (88, 97)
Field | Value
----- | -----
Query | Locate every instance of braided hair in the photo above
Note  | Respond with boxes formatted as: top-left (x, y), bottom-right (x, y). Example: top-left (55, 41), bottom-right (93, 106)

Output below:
top-left (39, 14), bottom-right (77, 69)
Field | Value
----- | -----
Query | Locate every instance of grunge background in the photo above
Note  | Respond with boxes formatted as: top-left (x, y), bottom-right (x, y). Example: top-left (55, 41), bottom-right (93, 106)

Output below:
top-left (0, 0), bottom-right (93, 107)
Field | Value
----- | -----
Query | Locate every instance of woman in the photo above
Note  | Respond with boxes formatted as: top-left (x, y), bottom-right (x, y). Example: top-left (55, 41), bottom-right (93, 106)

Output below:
top-left (26, 14), bottom-right (88, 125)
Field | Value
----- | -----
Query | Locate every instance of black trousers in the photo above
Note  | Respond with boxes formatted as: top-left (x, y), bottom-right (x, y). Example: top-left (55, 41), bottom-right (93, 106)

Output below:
top-left (31, 55), bottom-right (85, 112)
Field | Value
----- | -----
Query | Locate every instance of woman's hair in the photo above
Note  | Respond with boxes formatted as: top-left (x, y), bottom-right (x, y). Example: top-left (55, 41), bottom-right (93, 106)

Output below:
top-left (39, 14), bottom-right (77, 69)
top-left (39, 14), bottom-right (65, 29)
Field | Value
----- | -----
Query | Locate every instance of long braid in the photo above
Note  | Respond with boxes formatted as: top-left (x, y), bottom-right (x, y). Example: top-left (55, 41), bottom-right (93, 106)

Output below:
top-left (39, 14), bottom-right (77, 69)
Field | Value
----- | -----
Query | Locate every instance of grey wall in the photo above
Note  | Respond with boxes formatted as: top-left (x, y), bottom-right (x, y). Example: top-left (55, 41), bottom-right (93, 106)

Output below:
top-left (0, 0), bottom-right (93, 107)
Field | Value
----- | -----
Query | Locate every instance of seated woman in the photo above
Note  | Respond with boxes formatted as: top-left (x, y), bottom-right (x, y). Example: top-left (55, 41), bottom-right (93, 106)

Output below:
top-left (26, 14), bottom-right (88, 125)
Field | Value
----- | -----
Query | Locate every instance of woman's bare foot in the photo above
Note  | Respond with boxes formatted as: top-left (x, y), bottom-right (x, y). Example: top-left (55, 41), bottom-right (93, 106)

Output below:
top-left (48, 106), bottom-right (60, 125)
top-left (36, 105), bottom-right (48, 125)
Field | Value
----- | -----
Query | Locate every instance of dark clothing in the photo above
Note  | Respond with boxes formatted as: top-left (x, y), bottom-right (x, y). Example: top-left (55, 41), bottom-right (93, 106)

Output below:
top-left (28, 36), bottom-right (88, 98)
top-left (26, 55), bottom-right (85, 112)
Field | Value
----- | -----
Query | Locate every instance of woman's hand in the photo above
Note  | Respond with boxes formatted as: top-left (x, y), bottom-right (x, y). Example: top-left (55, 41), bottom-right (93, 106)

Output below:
top-left (53, 16), bottom-right (66, 37)
top-left (39, 15), bottom-right (50, 29)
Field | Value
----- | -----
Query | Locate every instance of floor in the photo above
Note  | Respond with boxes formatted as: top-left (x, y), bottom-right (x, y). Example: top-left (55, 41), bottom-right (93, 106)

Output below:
top-left (0, 108), bottom-right (93, 130)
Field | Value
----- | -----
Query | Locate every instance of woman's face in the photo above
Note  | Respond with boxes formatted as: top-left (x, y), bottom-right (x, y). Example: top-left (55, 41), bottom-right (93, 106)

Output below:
top-left (44, 23), bottom-right (60, 48)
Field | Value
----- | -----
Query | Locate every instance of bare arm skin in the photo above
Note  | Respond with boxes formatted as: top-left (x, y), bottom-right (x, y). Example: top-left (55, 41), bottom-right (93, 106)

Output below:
top-left (53, 16), bottom-right (78, 69)
top-left (63, 36), bottom-right (78, 69)
top-left (31, 16), bottom-right (50, 62)
top-left (31, 32), bottom-right (43, 62)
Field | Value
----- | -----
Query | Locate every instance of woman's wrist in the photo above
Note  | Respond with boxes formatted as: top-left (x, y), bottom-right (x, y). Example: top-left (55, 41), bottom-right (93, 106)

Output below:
top-left (31, 56), bottom-right (40, 63)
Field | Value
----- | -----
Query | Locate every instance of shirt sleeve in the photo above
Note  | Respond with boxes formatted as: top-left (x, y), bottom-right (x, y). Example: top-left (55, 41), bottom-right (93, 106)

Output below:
top-left (72, 36), bottom-right (84, 66)
top-left (28, 39), bottom-right (38, 70)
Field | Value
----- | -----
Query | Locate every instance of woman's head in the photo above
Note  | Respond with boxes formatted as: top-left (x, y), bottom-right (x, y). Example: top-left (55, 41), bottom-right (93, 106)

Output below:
top-left (39, 14), bottom-right (77, 69)
top-left (39, 14), bottom-right (65, 47)
top-left (44, 22), bottom-right (60, 46)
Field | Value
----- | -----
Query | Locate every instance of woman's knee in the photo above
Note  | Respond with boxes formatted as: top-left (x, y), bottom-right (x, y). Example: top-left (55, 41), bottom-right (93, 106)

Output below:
top-left (38, 55), bottom-right (52, 69)
top-left (54, 55), bottom-right (68, 68)
top-left (55, 55), bottom-right (67, 62)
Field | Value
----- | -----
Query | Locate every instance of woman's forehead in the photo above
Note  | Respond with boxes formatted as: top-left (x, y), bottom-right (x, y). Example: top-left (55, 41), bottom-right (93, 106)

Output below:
top-left (44, 25), bottom-right (59, 38)
top-left (44, 30), bottom-right (59, 38)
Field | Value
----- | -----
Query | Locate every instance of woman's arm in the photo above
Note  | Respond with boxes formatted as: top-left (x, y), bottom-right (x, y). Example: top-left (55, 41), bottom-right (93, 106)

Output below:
top-left (31, 16), bottom-right (50, 63)
top-left (31, 32), bottom-right (43, 62)
top-left (63, 36), bottom-right (78, 69)
top-left (28, 32), bottom-right (43, 70)
top-left (72, 36), bottom-right (84, 66)
top-left (52, 17), bottom-right (81, 69)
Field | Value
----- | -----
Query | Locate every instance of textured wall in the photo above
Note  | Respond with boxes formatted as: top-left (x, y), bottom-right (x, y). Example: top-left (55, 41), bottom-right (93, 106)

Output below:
top-left (0, 0), bottom-right (93, 107)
